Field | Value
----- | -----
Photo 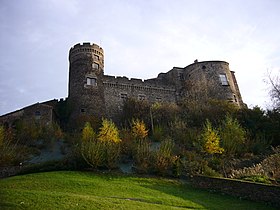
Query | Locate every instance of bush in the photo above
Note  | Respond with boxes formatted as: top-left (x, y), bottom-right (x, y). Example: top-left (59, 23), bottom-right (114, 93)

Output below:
top-left (0, 126), bottom-right (27, 166)
top-left (81, 120), bottom-right (121, 169)
top-left (153, 138), bottom-right (175, 175)
top-left (201, 120), bottom-right (224, 155)
top-left (220, 115), bottom-right (246, 156)
top-left (133, 140), bottom-right (152, 173)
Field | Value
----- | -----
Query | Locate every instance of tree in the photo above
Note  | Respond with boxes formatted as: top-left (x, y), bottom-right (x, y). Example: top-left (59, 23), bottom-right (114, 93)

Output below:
top-left (81, 120), bottom-right (121, 169)
top-left (202, 120), bottom-right (224, 155)
top-left (267, 71), bottom-right (280, 110)
top-left (219, 115), bottom-right (246, 156)
top-left (131, 119), bottom-right (148, 141)
top-left (82, 122), bottom-right (96, 142)
top-left (97, 119), bottom-right (121, 143)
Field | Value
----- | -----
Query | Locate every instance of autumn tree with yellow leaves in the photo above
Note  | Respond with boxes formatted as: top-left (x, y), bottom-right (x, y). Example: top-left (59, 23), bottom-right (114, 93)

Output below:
top-left (202, 120), bottom-right (224, 155)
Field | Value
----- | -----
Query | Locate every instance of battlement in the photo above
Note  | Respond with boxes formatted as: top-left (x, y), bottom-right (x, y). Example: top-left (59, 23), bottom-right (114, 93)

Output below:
top-left (69, 42), bottom-right (104, 63)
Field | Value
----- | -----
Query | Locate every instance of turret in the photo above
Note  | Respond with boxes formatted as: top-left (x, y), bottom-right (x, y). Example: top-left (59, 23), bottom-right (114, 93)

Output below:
top-left (68, 42), bottom-right (105, 119)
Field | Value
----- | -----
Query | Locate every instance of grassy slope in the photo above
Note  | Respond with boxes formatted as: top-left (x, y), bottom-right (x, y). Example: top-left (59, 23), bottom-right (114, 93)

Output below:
top-left (0, 171), bottom-right (275, 210)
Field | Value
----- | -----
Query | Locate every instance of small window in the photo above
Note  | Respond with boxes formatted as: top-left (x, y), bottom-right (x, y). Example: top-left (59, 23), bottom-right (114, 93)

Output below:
top-left (120, 93), bottom-right (127, 99)
top-left (35, 111), bottom-right (41, 120)
top-left (202, 65), bottom-right (206, 70)
top-left (233, 94), bottom-right (237, 102)
top-left (94, 55), bottom-right (99, 60)
top-left (81, 108), bottom-right (85, 113)
top-left (92, 63), bottom-right (99, 69)
top-left (86, 77), bottom-right (97, 86)
top-left (138, 94), bottom-right (146, 101)
top-left (219, 74), bottom-right (229, 86)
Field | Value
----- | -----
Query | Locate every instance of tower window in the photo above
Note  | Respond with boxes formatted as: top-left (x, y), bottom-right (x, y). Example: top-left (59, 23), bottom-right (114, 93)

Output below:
top-left (86, 77), bottom-right (97, 86)
top-left (81, 108), bottom-right (85, 113)
top-left (120, 93), bottom-right (128, 99)
top-left (92, 63), bottom-right (99, 69)
top-left (219, 74), bottom-right (229, 86)
top-left (94, 55), bottom-right (99, 60)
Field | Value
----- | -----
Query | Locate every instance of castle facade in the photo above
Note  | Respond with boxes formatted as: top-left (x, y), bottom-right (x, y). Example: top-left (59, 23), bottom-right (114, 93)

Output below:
top-left (1, 42), bottom-right (244, 127)
top-left (68, 42), bottom-right (244, 120)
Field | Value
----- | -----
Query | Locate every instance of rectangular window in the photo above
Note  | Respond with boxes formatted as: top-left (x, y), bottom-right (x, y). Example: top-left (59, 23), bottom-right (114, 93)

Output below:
top-left (86, 77), bottom-right (97, 86)
top-left (35, 111), bottom-right (41, 120)
top-left (219, 74), bottom-right (229, 86)
top-left (92, 63), bottom-right (99, 69)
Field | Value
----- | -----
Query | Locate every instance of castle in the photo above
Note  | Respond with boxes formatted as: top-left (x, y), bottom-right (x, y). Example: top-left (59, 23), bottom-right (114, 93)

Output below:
top-left (0, 42), bottom-right (244, 127)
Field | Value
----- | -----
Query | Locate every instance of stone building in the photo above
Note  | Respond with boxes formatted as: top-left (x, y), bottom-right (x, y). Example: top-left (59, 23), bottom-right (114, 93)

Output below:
top-left (68, 42), bottom-right (244, 121)
top-left (1, 42), bottom-right (244, 126)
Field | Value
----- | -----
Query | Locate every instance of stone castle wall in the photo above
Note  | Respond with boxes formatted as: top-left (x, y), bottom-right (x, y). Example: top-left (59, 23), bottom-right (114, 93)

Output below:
top-left (67, 42), bottom-right (244, 120)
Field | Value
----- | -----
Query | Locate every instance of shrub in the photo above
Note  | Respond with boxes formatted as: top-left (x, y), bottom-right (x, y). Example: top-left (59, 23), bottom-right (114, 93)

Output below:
top-left (98, 119), bottom-right (121, 143)
top-left (201, 120), bottom-right (224, 155)
top-left (133, 140), bottom-right (152, 173)
top-left (0, 126), bottom-right (26, 166)
top-left (153, 138), bottom-right (175, 175)
top-left (151, 125), bottom-right (165, 142)
top-left (81, 121), bottom-right (121, 169)
top-left (131, 119), bottom-right (148, 141)
top-left (220, 115), bottom-right (246, 156)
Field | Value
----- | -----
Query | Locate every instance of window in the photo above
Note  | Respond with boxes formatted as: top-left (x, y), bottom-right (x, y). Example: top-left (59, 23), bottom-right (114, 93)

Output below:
top-left (120, 93), bottom-right (127, 99)
top-left (81, 108), bottom-right (85, 113)
top-left (92, 63), bottom-right (99, 69)
top-left (94, 55), bottom-right (99, 60)
top-left (138, 94), bottom-right (146, 101)
top-left (35, 111), bottom-right (41, 120)
top-left (178, 73), bottom-right (184, 80)
top-left (219, 74), bottom-right (229, 86)
top-left (233, 94), bottom-right (237, 102)
top-left (86, 77), bottom-right (97, 86)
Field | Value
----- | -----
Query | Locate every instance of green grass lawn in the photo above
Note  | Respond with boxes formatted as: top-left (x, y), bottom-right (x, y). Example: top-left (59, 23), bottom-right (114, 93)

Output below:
top-left (0, 171), bottom-right (276, 209)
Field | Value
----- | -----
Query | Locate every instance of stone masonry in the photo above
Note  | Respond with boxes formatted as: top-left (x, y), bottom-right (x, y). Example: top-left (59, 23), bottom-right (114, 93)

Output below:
top-left (0, 42), bottom-right (245, 126)
top-left (68, 42), bottom-right (244, 121)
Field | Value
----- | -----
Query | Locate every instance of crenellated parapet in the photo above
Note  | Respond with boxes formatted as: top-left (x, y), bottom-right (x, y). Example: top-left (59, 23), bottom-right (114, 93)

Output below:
top-left (69, 42), bottom-right (104, 70)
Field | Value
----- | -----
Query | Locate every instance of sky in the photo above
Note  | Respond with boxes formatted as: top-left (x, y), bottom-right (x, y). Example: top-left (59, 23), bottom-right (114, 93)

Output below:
top-left (0, 0), bottom-right (280, 115)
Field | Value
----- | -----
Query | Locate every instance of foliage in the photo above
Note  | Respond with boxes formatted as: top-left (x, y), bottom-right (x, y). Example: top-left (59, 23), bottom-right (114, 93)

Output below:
top-left (131, 119), bottom-right (148, 140)
top-left (182, 151), bottom-right (221, 177)
top-left (219, 115), bottom-right (246, 156)
top-left (267, 71), bottom-right (280, 110)
top-left (0, 126), bottom-right (16, 166)
top-left (97, 119), bottom-right (121, 143)
top-left (121, 98), bottom-right (151, 126)
top-left (230, 148), bottom-right (280, 182)
top-left (151, 102), bottom-right (181, 127)
top-left (81, 121), bottom-right (121, 169)
top-left (153, 138), bottom-right (176, 175)
top-left (133, 139), bottom-right (152, 173)
top-left (151, 124), bottom-right (165, 142)
top-left (82, 122), bottom-right (96, 142)
top-left (202, 120), bottom-right (224, 155)
top-left (242, 175), bottom-right (271, 184)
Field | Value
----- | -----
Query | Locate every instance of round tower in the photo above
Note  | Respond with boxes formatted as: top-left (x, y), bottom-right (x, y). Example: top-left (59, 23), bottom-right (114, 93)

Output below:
top-left (184, 61), bottom-right (244, 107)
top-left (68, 42), bottom-right (105, 119)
